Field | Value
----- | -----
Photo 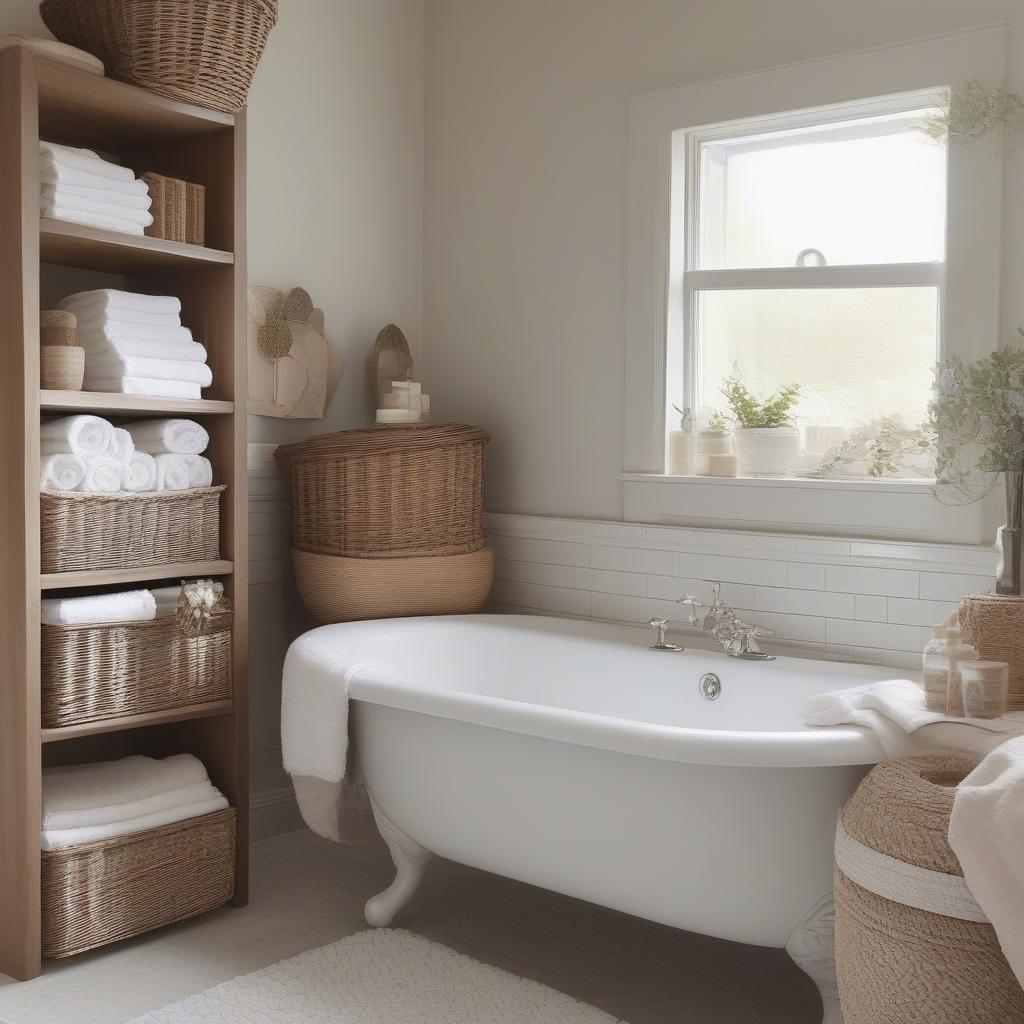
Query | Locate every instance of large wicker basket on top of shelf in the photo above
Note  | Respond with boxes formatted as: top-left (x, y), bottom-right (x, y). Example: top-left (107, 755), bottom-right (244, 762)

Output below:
top-left (40, 486), bottom-right (225, 574)
top-left (40, 0), bottom-right (278, 113)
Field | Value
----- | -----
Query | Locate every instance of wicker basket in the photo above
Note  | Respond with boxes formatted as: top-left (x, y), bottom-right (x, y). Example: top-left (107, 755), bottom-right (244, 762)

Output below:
top-left (42, 808), bottom-right (236, 958)
top-left (293, 547), bottom-right (494, 623)
top-left (959, 593), bottom-right (1024, 711)
top-left (40, 345), bottom-right (84, 390)
top-left (40, 485), bottom-right (224, 574)
top-left (42, 611), bottom-right (232, 729)
top-left (142, 172), bottom-right (206, 246)
top-left (40, 0), bottom-right (278, 114)
top-left (275, 423), bottom-right (488, 560)
top-left (835, 757), bottom-right (1024, 1023)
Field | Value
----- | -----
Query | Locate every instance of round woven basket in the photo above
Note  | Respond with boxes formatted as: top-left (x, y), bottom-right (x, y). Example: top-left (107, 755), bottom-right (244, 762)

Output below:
top-left (959, 593), bottom-right (1024, 711)
top-left (40, 0), bottom-right (278, 113)
top-left (293, 547), bottom-right (494, 624)
top-left (40, 346), bottom-right (84, 390)
top-left (835, 756), bottom-right (1024, 1023)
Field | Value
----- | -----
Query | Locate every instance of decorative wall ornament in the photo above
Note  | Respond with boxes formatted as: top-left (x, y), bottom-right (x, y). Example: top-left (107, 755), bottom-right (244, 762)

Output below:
top-left (247, 284), bottom-right (341, 419)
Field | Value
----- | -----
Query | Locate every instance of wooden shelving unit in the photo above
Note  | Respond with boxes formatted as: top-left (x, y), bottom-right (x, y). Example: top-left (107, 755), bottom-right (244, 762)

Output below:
top-left (0, 48), bottom-right (249, 980)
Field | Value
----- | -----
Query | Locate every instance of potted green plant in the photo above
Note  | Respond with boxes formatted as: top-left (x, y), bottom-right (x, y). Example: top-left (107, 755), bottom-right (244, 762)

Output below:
top-left (721, 373), bottom-right (802, 476)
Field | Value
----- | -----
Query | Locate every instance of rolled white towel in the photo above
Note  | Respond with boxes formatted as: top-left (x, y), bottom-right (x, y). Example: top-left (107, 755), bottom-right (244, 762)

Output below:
top-left (40, 588), bottom-right (156, 627)
top-left (154, 452), bottom-right (190, 490)
top-left (40, 192), bottom-right (154, 228)
top-left (109, 427), bottom-right (134, 464)
top-left (40, 452), bottom-right (86, 491)
top-left (76, 323), bottom-right (195, 346)
top-left (75, 336), bottom-right (206, 363)
top-left (151, 585), bottom-right (182, 618)
top-left (40, 414), bottom-right (114, 458)
top-left (58, 288), bottom-right (181, 317)
top-left (44, 780), bottom-right (224, 832)
top-left (41, 204), bottom-right (146, 236)
top-left (85, 354), bottom-right (212, 387)
top-left (39, 164), bottom-right (150, 195)
top-left (123, 450), bottom-right (157, 492)
top-left (81, 454), bottom-right (123, 493)
top-left (40, 180), bottom-right (153, 211)
top-left (180, 454), bottom-right (213, 488)
top-left (86, 377), bottom-right (203, 400)
top-left (126, 419), bottom-right (209, 455)
top-left (39, 142), bottom-right (136, 183)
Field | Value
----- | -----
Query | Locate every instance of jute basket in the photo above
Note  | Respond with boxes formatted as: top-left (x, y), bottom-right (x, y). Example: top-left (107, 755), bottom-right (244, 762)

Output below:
top-left (41, 611), bottom-right (232, 729)
top-left (40, 0), bottom-right (278, 113)
top-left (42, 808), bottom-right (235, 958)
top-left (835, 756), bottom-right (1024, 1023)
top-left (142, 172), bottom-right (206, 246)
top-left (40, 345), bottom-right (84, 390)
top-left (40, 308), bottom-right (78, 347)
top-left (959, 593), bottom-right (1024, 711)
top-left (275, 423), bottom-right (488, 560)
top-left (293, 547), bottom-right (494, 623)
top-left (40, 485), bottom-right (224, 574)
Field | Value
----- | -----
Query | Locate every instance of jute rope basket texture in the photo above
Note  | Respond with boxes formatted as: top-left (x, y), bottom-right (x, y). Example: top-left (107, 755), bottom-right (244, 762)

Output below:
top-left (41, 611), bottom-right (232, 729)
top-left (959, 593), bottom-right (1024, 711)
top-left (40, 485), bottom-right (224, 573)
top-left (39, 0), bottom-right (277, 113)
top-left (42, 808), bottom-right (235, 958)
top-left (835, 756), bottom-right (1024, 1023)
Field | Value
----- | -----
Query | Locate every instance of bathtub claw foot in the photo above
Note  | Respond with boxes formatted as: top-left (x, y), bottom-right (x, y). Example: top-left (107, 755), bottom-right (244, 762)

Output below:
top-left (365, 800), bottom-right (432, 927)
top-left (786, 894), bottom-right (843, 1024)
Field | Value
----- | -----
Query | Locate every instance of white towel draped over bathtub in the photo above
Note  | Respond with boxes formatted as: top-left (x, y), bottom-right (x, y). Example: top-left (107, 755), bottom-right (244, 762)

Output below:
top-left (281, 632), bottom-right (388, 843)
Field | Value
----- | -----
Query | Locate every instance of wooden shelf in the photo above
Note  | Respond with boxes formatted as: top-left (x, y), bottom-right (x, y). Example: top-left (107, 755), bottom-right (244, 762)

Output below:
top-left (41, 701), bottom-right (233, 744)
top-left (40, 390), bottom-right (234, 417)
top-left (41, 218), bottom-right (233, 273)
top-left (41, 560), bottom-right (234, 591)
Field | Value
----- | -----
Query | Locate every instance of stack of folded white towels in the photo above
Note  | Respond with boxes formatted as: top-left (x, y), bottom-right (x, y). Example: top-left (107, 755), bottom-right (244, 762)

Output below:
top-left (58, 288), bottom-right (213, 400)
top-left (39, 142), bottom-right (153, 236)
top-left (40, 414), bottom-right (212, 494)
top-left (41, 754), bottom-right (228, 851)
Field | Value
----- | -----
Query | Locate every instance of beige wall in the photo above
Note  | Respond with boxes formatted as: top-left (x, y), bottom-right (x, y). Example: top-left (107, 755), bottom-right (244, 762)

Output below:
top-left (422, 0), bottom-right (1024, 520)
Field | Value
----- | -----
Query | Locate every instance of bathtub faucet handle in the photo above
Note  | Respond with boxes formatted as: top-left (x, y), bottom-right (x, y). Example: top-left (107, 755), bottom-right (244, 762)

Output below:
top-left (647, 617), bottom-right (683, 652)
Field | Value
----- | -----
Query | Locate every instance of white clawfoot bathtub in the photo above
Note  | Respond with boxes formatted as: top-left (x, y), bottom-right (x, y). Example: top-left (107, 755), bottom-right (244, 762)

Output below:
top-left (299, 614), bottom-right (890, 1023)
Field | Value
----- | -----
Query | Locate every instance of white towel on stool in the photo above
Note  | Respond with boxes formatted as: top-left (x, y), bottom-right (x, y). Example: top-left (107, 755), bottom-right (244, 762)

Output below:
top-left (123, 450), bottom-right (158, 492)
top-left (126, 419), bottom-right (209, 455)
top-left (40, 414), bottom-right (113, 458)
top-left (154, 453), bottom-right (190, 491)
top-left (81, 454), bottom-right (123, 493)
top-left (40, 452), bottom-right (86, 491)
top-left (40, 588), bottom-right (156, 626)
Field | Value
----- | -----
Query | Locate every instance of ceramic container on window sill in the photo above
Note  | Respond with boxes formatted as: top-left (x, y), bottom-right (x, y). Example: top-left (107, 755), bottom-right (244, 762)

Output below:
top-left (695, 428), bottom-right (733, 475)
top-left (734, 427), bottom-right (801, 477)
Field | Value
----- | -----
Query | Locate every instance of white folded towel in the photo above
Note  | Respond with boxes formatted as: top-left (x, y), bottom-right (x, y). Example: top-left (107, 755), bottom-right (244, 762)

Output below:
top-left (44, 780), bottom-right (224, 833)
top-left (59, 288), bottom-right (181, 317)
top-left (180, 454), bottom-right (213, 488)
top-left (123, 450), bottom-right (158, 492)
top-left (949, 736), bottom-right (1024, 987)
top-left (41, 195), bottom-right (153, 228)
top-left (86, 354), bottom-right (213, 387)
top-left (39, 142), bottom-right (136, 183)
top-left (72, 307), bottom-right (182, 331)
top-left (109, 427), bottom-right (134, 464)
top-left (40, 588), bottom-right (156, 627)
top-left (151, 586), bottom-right (182, 618)
top-left (40, 164), bottom-right (150, 196)
top-left (44, 754), bottom-right (209, 812)
top-left (41, 180), bottom-right (153, 211)
top-left (40, 204), bottom-right (146, 236)
top-left (126, 419), bottom-right (209, 455)
top-left (40, 414), bottom-right (114, 457)
top-left (87, 377), bottom-right (203, 400)
top-left (81, 454), bottom-right (123, 493)
top-left (77, 323), bottom-right (196, 346)
top-left (154, 452), bottom-right (190, 490)
top-left (75, 337), bottom-right (207, 363)
top-left (40, 452), bottom-right (86, 491)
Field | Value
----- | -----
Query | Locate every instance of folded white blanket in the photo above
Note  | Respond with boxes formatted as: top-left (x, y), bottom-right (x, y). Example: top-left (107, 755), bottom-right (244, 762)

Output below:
top-left (44, 754), bottom-right (209, 812)
top-left (87, 377), bottom-right (203, 400)
top-left (41, 180), bottom-right (153, 211)
top-left (40, 164), bottom-right (150, 196)
top-left (123, 450), bottom-right (158, 492)
top-left (40, 414), bottom-right (113, 457)
top-left (126, 418), bottom-right (209, 455)
top-left (86, 354), bottom-right (212, 387)
top-left (802, 679), bottom-right (1024, 759)
top-left (154, 452), bottom-right (190, 490)
top-left (109, 427), bottom-right (134, 464)
top-left (41, 204), bottom-right (146, 236)
top-left (40, 588), bottom-right (156, 627)
top-left (44, 781), bottom-right (223, 832)
top-left (77, 337), bottom-right (207, 364)
top-left (40, 142), bottom-right (136, 183)
top-left (151, 586), bottom-right (182, 618)
top-left (59, 289), bottom-right (181, 317)
top-left (77, 323), bottom-right (196, 346)
top-left (40, 186), bottom-right (153, 226)
top-left (40, 452), bottom-right (86, 491)
top-left (949, 736), bottom-right (1024, 987)
top-left (180, 454), bottom-right (213, 488)
top-left (81, 454), bottom-right (123, 493)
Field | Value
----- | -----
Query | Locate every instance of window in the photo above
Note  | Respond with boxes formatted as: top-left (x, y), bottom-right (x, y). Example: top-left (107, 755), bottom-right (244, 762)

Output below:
top-left (681, 96), bottom-right (946, 476)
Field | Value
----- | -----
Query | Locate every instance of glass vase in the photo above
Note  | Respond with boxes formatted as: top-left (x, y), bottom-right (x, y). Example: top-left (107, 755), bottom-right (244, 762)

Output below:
top-left (996, 469), bottom-right (1024, 596)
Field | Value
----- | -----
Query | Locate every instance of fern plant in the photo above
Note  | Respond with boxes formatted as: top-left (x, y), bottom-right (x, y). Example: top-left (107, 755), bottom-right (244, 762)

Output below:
top-left (721, 374), bottom-right (801, 429)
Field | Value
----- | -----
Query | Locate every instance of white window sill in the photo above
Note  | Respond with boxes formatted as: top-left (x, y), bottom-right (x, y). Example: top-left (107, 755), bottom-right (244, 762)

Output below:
top-left (620, 473), bottom-right (938, 492)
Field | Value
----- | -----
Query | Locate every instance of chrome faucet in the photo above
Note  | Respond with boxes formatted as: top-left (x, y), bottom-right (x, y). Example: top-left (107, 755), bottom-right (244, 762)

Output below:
top-left (675, 582), bottom-right (777, 661)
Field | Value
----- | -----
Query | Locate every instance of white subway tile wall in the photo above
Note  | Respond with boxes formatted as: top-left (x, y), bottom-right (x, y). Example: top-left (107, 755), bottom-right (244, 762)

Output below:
top-left (486, 514), bottom-right (996, 668)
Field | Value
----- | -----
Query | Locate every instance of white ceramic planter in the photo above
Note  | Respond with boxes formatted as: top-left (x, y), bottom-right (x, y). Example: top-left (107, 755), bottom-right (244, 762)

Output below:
top-left (695, 429), bottom-right (733, 475)
top-left (735, 427), bottom-right (802, 477)
top-left (667, 431), bottom-right (696, 475)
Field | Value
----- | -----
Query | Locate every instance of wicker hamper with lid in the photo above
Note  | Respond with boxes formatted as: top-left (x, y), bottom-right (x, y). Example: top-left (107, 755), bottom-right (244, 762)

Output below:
top-left (834, 756), bottom-right (1024, 1023)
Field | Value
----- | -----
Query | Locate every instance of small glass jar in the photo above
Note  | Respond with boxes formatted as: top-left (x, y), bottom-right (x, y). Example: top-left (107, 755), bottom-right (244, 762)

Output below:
top-left (960, 661), bottom-right (1010, 719)
top-left (945, 643), bottom-right (979, 718)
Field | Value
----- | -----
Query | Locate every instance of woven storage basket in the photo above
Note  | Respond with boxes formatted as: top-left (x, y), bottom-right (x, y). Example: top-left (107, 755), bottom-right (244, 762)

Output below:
top-left (40, 485), bottom-right (224, 574)
top-left (293, 547), bottom-right (494, 623)
top-left (40, 345), bottom-right (84, 390)
top-left (42, 808), bottom-right (235, 958)
top-left (959, 593), bottom-right (1024, 711)
top-left (142, 172), bottom-right (205, 246)
top-left (40, 0), bottom-right (278, 113)
top-left (41, 610), bottom-right (232, 729)
top-left (835, 756), bottom-right (1024, 1023)
top-left (275, 423), bottom-right (488, 560)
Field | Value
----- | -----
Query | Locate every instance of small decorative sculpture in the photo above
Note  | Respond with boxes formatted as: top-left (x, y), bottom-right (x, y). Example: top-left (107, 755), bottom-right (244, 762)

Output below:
top-left (372, 324), bottom-right (414, 410)
top-left (176, 579), bottom-right (232, 637)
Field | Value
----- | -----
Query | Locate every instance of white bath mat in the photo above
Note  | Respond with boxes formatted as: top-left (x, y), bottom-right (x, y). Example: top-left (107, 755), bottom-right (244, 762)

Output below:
top-left (128, 928), bottom-right (626, 1023)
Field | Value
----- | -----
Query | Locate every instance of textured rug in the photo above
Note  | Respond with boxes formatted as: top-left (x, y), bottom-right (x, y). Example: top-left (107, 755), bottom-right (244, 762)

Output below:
top-left (129, 928), bottom-right (627, 1023)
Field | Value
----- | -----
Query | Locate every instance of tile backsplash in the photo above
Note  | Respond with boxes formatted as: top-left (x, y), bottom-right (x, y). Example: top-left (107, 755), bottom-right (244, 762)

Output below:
top-left (486, 513), bottom-right (996, 671)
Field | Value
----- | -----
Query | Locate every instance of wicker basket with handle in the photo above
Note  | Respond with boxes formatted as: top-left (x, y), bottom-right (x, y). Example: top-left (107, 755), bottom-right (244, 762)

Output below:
top-left (41, 610), bottom-right (232, 729)
top-left (40, 486), bottom-right (224, 574)
top-left (42, 808), bottom-right (236, 958)
top-left (39, 0), bottom-right (278, 114)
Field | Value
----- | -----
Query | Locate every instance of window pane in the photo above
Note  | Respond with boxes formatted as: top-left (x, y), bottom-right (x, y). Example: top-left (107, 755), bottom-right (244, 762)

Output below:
top-left (696, 287), bottom-right (937, 472)
top-left (697, 110), bottom-right (946, 269)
